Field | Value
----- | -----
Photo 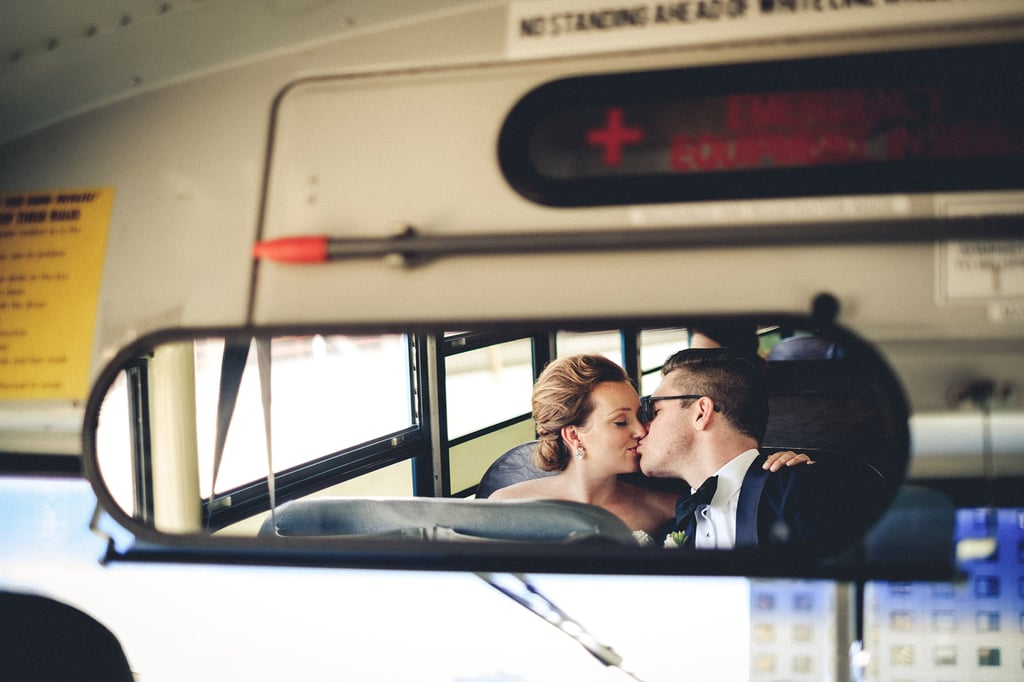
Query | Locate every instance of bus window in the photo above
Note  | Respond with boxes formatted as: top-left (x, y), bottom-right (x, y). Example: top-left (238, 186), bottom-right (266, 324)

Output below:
top-left (445, 337), bottom-right (533, 439)
top-left (95, 333), bottom-right (417, 528)
top-left (640, 328), bottom-right (693, 394)
top-left (95, 370), bottom-right (133, 517)
top-left (192, 334), bottom-right (414, 494)
top-left (555, 329), bottom-right (621, 361)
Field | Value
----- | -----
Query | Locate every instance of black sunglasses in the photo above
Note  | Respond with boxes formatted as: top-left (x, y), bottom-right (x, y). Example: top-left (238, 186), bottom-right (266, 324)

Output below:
top-left (639, 394), bottom-right (719, 423)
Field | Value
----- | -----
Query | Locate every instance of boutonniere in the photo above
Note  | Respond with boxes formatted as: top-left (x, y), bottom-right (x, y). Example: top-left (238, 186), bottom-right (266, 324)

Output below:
top-left (664, 531), bottom-right (690, 548)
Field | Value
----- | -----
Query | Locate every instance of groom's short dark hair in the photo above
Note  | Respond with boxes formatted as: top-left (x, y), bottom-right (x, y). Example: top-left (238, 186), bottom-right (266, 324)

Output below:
top-left (661, 347), bottom-right (769, 443)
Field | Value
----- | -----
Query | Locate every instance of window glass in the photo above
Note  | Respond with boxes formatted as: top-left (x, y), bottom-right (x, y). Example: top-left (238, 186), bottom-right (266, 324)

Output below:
top-left (95, 369), bottom-right (133, 514)
top-left (640, 328), bottom-right (688, 372)
top-left (450, 420), bottom-right (536, 495)
top-left (640, 328), bottom-right (687, 394)
top-left (194, 334), bottom-right (413, 494)
top-left (211, 461), bottom-right (418, 537)
top-left (445, 338), bottom-right (533, 439)
top-left (555, 330), bottom-right (621, 362)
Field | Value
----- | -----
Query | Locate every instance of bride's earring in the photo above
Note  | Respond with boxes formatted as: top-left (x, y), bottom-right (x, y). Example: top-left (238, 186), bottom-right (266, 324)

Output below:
top-left (575, 447), bottom-right (585, 459)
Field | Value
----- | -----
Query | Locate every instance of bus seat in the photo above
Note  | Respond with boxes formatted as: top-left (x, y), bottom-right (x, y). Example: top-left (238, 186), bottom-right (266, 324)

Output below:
top-left (475, 441), bottom-right (554, 498)
top-left (861, 484), bottom-right (955, 568)
top-left (0, 591), bottom-right (134, 682)
top-left (767, 335), bottom-right (844, 360)
top-left (762, 358), bottom-right (905, 481)
top-left (258, 496), bottom-right (635, 544)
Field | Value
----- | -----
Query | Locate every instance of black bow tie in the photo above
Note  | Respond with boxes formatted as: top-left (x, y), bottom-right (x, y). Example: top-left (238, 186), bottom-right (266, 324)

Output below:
top-left (675, 476), bottom-right (719, 532)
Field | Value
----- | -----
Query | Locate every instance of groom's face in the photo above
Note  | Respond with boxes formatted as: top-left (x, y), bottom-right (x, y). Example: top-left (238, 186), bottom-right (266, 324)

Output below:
top-left (636, 372), bottom-right (697, 480)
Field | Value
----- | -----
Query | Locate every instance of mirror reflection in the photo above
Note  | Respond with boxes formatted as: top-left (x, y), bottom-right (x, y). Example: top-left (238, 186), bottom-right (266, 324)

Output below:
top-left (90, 319), bottom-right (908, 561)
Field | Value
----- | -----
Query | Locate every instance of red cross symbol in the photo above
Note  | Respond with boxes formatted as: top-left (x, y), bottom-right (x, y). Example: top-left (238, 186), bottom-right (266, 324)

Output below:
top-left (586, 107), bottom-right (644, 167)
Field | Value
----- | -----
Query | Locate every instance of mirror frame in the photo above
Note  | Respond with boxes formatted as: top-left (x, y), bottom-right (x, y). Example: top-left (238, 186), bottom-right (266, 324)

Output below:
top-left (81, 312), bottom-right (947, 581)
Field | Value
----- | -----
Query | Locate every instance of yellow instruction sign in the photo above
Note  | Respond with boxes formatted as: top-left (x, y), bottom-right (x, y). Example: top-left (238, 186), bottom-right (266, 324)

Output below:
top-left (0, 188), bottom-right (113, 400)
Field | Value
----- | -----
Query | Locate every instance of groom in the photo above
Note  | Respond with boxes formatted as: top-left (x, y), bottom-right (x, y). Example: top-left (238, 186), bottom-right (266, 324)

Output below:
top-left (637, 347), bottom-right (885, 555)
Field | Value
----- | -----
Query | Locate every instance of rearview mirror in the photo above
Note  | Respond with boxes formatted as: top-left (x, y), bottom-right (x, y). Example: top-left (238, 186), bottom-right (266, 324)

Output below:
top-left (82, 316), bottom-right (927, 578)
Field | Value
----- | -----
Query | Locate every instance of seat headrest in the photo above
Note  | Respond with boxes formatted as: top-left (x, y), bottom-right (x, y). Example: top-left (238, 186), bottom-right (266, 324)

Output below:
top-left (476, 441), bottom-right (553, 498)
top-left (259, 496), bottom-right (636, 545)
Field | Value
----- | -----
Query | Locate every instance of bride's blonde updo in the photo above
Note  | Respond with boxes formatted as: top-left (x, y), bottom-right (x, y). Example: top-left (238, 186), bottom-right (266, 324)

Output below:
top-left (531, 354), bottom-right (630, 471)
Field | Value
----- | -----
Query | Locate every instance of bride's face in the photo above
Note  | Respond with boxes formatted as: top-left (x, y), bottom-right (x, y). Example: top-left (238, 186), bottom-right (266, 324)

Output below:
top-left (575, 381), bottom-right (647, 475)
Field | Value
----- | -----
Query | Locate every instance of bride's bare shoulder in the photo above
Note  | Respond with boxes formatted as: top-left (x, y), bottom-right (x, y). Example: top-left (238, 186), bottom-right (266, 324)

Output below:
top-left (488, 476), bottom-right (561, 500)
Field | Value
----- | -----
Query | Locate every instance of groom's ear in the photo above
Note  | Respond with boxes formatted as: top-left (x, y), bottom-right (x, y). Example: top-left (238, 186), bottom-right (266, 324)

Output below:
top-left (693, 397), bottom-right (717, 429)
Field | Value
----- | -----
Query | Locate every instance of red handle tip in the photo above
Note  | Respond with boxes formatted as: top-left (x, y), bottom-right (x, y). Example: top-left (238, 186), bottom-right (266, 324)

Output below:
top-left (253, 236), bottom-right (329, 263)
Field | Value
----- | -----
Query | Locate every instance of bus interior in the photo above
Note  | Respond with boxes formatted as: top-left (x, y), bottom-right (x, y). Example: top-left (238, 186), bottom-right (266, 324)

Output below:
top-left (2, 2), bottom-right (1023, 680)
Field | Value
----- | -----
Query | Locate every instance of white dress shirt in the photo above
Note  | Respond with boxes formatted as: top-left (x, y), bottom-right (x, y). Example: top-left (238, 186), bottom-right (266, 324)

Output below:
top-left (693, 448), bottom-right (760, 550)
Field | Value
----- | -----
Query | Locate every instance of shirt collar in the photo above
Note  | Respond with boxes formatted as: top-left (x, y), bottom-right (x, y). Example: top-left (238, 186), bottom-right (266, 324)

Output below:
top-left (702, 448), bottom-right (759, 507)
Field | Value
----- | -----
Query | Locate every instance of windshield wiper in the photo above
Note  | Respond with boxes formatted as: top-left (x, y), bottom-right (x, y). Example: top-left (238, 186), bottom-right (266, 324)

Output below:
top-left (476, 572), bottom-right (645, 681)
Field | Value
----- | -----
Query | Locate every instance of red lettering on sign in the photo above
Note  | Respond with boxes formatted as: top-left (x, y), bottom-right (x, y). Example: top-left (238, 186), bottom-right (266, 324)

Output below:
top-left (727, 91), bottom-right (874, 132)
top-left (671, 131), bottom-right (867, 171)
